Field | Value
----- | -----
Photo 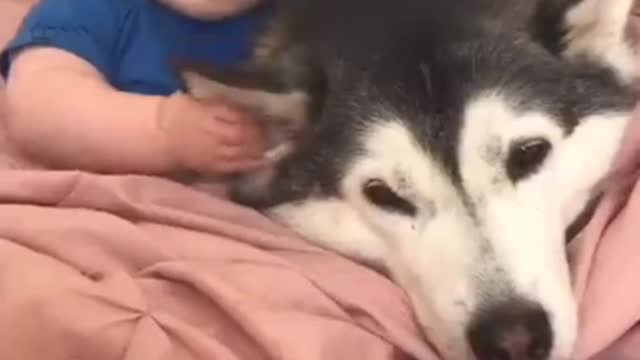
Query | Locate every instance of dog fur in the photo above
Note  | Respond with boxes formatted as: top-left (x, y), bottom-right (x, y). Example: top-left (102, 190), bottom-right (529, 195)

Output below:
top-left (177, 0), bottom-right (640, 359)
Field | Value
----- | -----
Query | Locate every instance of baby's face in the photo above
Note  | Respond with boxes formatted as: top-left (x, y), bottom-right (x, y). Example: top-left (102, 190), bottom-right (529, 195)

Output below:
top-left (156, 0), bottom-right (260, 20)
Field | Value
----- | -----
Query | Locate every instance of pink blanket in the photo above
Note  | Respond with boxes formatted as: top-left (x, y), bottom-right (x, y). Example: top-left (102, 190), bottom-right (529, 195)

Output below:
top-left (1, 1), bottom-right (640, 359)
top-left (0, 171), bottom-right (434, 360)
top-left (569, 106), bottom-right (640, 360)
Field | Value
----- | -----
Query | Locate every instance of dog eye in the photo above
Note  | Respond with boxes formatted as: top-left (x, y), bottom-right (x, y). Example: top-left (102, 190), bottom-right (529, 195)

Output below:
top-left (362, 179), bottom-right (417, 216)
top-left (506, 137), bottom-right (551, 181)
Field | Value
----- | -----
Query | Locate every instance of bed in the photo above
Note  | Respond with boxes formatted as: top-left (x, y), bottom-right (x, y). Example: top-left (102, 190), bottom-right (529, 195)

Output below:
top-left (1, 1), bottom-right (640, 359)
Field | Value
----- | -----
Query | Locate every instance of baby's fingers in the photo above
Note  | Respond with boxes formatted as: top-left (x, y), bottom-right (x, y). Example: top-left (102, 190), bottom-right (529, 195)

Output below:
top-left (213, 158), bottom-right (268, 174)
top-left (211, 118), bottom-right (266, 148)
top-left (214, 138), bottom-right (266, 159)
top-left (210, 107), bottom-right (266, 141)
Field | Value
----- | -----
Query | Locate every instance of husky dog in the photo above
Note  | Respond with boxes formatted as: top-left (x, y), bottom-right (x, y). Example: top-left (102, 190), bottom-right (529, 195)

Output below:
top-left (178, 0), bottom-right (640, 358)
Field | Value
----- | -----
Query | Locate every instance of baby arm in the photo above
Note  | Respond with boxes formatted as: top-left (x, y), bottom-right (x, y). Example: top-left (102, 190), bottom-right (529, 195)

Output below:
top-left (5, 47), bottom-right (267, 174)
top-left (6, 47), bottom-right (174, 173)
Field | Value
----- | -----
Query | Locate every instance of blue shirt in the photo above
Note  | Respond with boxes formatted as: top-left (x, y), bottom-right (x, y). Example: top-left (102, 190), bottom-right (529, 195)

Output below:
top-left (0, 0), bottom-right (273, 95)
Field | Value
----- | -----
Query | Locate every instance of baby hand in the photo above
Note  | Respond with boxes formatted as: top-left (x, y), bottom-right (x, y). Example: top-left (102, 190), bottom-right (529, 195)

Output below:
top-left (159, 92), bottom-right (268, 175)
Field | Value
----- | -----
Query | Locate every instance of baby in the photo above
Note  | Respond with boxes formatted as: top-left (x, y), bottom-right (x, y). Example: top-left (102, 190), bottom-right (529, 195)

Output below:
top-left (0, 0), bottom-right (273, 176)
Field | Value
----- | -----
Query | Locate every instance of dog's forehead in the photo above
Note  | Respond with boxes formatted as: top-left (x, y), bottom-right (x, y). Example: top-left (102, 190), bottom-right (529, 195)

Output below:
top-left (356, 119), bottom-right (462, 204)
top-left (356, 33), bottom-right (636, 125)
top-left (358, 94), bottom-right (560, 192)
top-left (293, 33), bottom-right (637, 203)
top-left (346, 40), bottom-right (636, 182)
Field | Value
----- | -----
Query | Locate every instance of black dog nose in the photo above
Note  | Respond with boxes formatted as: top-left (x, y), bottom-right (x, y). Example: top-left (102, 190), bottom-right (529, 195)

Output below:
top-left (467, 299), bottom-right (552, 360)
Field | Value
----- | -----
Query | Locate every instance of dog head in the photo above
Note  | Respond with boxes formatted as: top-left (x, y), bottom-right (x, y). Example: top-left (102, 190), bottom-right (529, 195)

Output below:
top-left (179, 0), bottom-right (639, 358)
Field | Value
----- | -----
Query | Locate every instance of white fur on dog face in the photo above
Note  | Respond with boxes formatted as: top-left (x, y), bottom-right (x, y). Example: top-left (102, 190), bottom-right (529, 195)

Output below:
top-left (269, 93), bottom-right (631, 360)
top-left (457, 95), bottom-right (628, 359)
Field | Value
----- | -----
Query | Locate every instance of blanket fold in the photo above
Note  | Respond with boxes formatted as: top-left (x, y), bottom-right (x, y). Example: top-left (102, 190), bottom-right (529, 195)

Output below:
top-left (0, 170), bottom-right (436, 360)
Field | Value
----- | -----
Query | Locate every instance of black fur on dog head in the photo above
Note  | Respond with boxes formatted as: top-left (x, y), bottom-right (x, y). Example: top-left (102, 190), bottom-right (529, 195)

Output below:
top-left (178, 0), bottom-right (638, 209)
top-left (177, 0), bottom-right (639, 359)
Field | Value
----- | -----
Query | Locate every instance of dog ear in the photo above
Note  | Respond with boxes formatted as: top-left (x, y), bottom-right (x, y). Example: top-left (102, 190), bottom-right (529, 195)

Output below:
top-left (175, 50), bottom-right (325, 207)
top-left (534, 0), bottom-right (639, 84)
top-left (180, 62), bottom-right (311, 131)
top-left (183, 48), bottom-right (321, 152)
